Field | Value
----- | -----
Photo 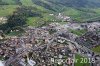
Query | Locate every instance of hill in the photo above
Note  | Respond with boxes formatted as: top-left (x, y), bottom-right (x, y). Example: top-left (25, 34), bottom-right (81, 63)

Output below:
top-left (0, 0), bottom-right (100, 22)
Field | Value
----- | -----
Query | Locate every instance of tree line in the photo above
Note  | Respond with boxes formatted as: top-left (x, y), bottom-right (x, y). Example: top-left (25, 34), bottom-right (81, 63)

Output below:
top-left (0, 6), bottom-right (42, 34)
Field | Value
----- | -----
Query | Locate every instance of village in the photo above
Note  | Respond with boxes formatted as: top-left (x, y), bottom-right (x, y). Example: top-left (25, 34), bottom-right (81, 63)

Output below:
top-left (0, 0), bottom-right (100, 66)
top-left (0, 21), bottom-right (100, 66)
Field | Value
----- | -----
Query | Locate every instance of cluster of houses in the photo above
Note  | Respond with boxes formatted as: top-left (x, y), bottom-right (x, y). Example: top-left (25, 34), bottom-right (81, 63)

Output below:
top-left (76, 31), bottom-right (100, 48)
top-left (57, 13), bottom-right (71, 22)
top-left (0, 22), bottom-right (100, 66)
top-left (49, 13), bottom-right (72, 22)
top-left (0, 17), bottom-right (7, 24)
top-left (81, 22), bottom-right (100, 31)
top-left (0, 24), bottom-right (78, 66)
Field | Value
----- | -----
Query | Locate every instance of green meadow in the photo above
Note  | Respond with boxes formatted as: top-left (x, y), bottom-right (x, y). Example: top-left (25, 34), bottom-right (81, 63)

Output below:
top-left (75, 54), bottom-right (90, 66)
top-left (92, 46), bottom-right (100, 53)
top-left (0, 5), bottom-right (19, 16)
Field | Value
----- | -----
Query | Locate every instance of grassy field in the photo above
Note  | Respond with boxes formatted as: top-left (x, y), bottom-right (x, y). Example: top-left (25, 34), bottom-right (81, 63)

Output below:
top-left (0, 5), bottom-right (19, 16)
top-left (63, 7), bottom-right (100, 22)
top-left (0, 0), bottom-right (100, 28)
top-left (92, 46), bottom-right (100, 53)
top-left (2, 0), bottom-right (16, 4)
top-left (7, 31), bottom-right (25, 36)
top-left (20, 0), bottom-right (33, 6)
top-left (0, 0), bottom-right (100, 22)
top-left (69, 29), bottom-right (87, 36)
top-left (27, 13), bottom-right (57, 27)
top-left (75, 54), bottom-right (90, 66)
top-left (27, 17), bottom-right (40, 27)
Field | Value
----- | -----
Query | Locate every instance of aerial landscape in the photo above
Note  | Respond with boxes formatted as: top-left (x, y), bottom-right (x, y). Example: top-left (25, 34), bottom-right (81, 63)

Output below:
top-left (0, 0), bottom-right (100, 66)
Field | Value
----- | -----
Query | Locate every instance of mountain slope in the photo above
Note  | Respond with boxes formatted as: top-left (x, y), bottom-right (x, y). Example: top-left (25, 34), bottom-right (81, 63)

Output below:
top-left (1, 0), bottom-right (100, 11)
top-left (31, 0), bottom-right (100, 10)
top-left (0, 0), bottom-right (100, 22)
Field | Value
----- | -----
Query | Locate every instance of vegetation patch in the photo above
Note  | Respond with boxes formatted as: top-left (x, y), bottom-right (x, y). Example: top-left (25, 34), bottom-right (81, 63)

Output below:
top-left (0, 5), bottom-right (19, 16)
top-left (20, 0), bottom-right (33, 6)
top-left (75, 54), bottom-right (90, 66)
top-left (2, 0), bottom-right (16, 4)
top-left (92, 46), bottom-right (100, 53)
top-left (7, 31), bottom-right (24, 36)
top-left (69, 29), bottom-right (87, 36)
